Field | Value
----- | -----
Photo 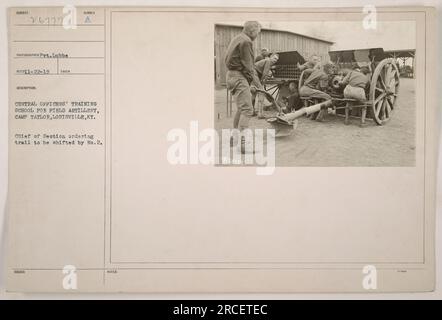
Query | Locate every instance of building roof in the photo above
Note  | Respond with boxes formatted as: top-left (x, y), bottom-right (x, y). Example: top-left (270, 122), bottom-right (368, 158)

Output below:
top-left (215, 23), bottom-right (334, 45)
top-left (384, 49), bottom-right (416, 58)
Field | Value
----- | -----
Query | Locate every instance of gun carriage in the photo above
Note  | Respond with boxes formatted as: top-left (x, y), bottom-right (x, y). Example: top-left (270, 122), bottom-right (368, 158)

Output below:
top-left (298, 48), bottom-right (400, 125)
top-left (225, 48), bottom-right (400, 136)
top-left (268, 48), bottom-right (400, 136)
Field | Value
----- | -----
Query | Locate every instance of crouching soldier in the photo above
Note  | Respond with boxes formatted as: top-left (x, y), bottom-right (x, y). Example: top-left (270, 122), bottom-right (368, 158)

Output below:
top-left (276, 81), bottom-right (301, 113)
top-left (340, 66), bottom-right (370, 126)
top-left (299, 62), bottom-right (334, 121)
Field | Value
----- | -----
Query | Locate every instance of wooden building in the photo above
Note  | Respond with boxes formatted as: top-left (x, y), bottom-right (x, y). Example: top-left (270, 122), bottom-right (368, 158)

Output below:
top-left (214, 23), bottom-right (334, 85)
top-left (385, 49), bottom-right (416, 78)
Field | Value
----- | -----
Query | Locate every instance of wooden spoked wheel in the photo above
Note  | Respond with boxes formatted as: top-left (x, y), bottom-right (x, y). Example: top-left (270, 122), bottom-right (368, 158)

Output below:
top-left (369, 58), bottom-right (400, 125)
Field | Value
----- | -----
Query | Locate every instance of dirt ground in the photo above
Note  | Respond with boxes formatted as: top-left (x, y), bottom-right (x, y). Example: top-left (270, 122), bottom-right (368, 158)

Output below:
top-left (214, 78), bottom-right (415, 166)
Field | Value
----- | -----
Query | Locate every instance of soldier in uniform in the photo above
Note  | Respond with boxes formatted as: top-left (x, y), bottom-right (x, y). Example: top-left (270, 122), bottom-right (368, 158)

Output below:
top-left (340, 66), bottom-right (371, 126)
top-left (297, 54), bottom-right (322, 71)
top-left (225, 21), bottom-right (262, 153)
top-left (299, 62), bottom-right (335, 121)
top-left (253, 53), bottom-right (279, 119)
top-left (254, 48), bottom-right (270, 63)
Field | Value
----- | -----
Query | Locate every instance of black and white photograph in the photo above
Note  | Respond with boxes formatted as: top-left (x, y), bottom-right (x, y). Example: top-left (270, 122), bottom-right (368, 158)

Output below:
top-left (1, 4), bottom-right (438, 297)
top-left (214, 20), bottom-right (416, 166)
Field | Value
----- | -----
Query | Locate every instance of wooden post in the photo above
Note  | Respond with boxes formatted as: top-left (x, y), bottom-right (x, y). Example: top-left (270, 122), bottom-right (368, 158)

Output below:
top-left (412, 56), bottom-right (416, 79)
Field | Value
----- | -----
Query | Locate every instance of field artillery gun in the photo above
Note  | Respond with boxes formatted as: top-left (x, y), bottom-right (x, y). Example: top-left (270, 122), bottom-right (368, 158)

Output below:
top-left (267, 48), bottom-right (400, 136)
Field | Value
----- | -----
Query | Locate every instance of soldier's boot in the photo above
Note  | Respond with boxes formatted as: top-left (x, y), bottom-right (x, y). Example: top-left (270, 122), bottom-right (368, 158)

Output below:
top-left (316, 109), bottom-right (325, 122)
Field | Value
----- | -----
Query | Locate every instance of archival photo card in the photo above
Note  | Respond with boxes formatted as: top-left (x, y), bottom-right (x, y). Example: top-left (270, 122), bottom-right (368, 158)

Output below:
top-left (6, 6), bottom-right (437, 293)
top-left (214, 20), bottom-right (416, 167)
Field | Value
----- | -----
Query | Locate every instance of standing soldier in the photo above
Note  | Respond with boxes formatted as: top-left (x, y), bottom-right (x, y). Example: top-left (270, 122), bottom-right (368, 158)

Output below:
top-left (254, 53), bottom-right (279, 118)
top-left (225, 21), bottom-right (262, 153)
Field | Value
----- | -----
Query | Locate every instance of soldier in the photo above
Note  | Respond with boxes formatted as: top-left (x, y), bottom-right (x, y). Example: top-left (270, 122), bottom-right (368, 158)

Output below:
top-left (341, 66), bottom-right (370, 100)
top-left (297, 54), bottom-right (321, 71)
top-left (225, 21), bottom-right (262, 153)
top-left (253, 53), bottom-right (279, 119)
top-left (299, 62), bottom-right (335, 121)
top-left (254, 53), bottom-right (279, 82)
top-left (340, 66), bottom-right (370, 126)
top-left (277, 81), bottom-right (301, 113)
top-left (299, 62), bottom-right (334, 100)
top-left (254, 48), bottom-right (270, 63)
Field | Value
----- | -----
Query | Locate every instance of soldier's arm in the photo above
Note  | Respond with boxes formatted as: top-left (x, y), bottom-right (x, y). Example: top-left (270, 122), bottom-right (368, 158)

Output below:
top-left (297, 61), bottom-right (309, 71)
top-left (239, 40), bottom-right (256, 84)
top-left (340, 71), bottom-right (351, 85)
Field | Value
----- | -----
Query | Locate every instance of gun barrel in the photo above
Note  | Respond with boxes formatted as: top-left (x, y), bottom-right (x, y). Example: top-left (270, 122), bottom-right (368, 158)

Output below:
top-left (283, 99), bottom-right (333, 122)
